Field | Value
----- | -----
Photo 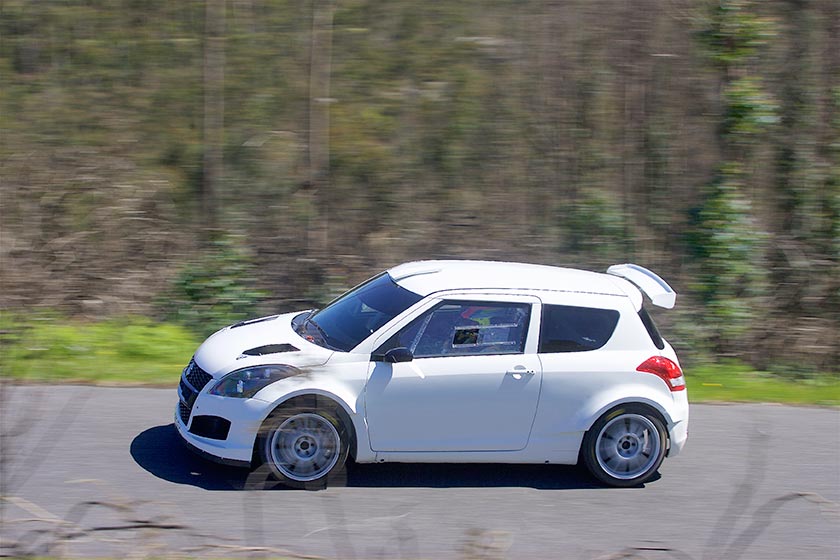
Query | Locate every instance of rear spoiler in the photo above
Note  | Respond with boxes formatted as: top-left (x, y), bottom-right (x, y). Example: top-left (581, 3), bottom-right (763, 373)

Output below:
top-left (607, 264), bottom-right (676, 309)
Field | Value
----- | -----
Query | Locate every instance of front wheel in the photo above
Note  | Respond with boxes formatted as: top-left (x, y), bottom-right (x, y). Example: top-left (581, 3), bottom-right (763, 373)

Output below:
top-left (582, 405), bottom-right (667, 487)
top-left (258, 407), bottom-right (348, 490)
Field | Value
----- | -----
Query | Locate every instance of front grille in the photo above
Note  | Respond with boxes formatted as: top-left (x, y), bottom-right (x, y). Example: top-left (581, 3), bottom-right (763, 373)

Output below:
top-left (180, 378), bottom-right (197, 407)
top-left (178, 401), bottom-right (191, 425)
top-left (184, 359), bottom-right (213, 391)
top-left (178, 357), bottom-right (214, 427)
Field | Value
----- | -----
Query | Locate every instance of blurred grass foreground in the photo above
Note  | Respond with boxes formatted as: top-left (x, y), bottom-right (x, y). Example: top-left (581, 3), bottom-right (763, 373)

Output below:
top-left (0, 1), bottom-right (838, 399)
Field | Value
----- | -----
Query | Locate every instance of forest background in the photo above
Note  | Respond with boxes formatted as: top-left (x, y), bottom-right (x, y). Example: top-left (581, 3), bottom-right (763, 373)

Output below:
top-left (1, 0), bottom-right (838, 389)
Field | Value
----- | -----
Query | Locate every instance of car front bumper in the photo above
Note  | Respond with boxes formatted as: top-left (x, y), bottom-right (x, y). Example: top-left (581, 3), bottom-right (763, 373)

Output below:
top-left (175, 393), bottom-right (271, 467)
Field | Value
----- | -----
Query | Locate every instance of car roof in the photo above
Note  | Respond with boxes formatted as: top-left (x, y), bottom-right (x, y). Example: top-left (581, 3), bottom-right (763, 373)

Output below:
top-left (387, 260), bottom-right (630, 299)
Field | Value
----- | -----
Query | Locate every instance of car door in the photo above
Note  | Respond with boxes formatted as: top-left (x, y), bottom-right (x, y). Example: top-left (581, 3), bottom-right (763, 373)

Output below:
top-left (364, 295), bottom-right (542, 452)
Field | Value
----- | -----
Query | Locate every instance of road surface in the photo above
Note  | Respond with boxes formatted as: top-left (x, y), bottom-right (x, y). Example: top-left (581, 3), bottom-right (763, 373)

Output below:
top-left (2, 385), bottom-right (838, 558)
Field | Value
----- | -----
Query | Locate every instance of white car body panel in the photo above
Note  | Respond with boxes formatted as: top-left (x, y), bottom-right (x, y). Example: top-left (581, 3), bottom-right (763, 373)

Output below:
top-left (176, 392), bottom-right (270, 462)
top-left (193, 312), bottom-right (334, 375)
top-left (366, 353), bottom-right (542, 452)
top-left (365, 292), bottom-right (543, 453)
top-left (391, 260), bottom-right (627, 298)
top-left (175, 260), bottom-right (689, 480)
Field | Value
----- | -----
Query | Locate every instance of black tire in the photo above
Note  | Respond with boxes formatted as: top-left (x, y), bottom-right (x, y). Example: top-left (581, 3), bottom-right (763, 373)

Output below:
top-left (582, 404), bottom-right (667, 487)
top-left (257, 401), bottom-right (349, 490)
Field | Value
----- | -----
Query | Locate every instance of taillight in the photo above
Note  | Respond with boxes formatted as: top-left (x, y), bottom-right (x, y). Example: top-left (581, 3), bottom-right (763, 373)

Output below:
top-left (637, 356), bottom-right (685, 391)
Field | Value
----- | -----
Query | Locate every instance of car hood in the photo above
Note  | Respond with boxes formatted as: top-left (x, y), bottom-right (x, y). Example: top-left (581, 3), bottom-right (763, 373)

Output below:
top-left (193, 311), bottom-right (334, 378)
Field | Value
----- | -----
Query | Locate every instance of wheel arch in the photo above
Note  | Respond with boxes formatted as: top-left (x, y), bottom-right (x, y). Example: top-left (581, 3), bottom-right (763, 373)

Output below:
top-left (578, 393), bottom-right (673, 438)
top-left (587, 400), bottom-right (668, 430)
top-left (257, 390), bottom-right (362, 462)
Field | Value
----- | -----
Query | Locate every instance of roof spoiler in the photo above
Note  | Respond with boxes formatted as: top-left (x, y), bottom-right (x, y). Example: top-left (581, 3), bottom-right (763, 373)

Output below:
top-left (607, 263), bottom-right (676, 309)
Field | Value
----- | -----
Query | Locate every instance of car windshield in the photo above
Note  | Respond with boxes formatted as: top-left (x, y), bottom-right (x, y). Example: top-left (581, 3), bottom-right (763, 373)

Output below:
top-left (302, 273), bottom-right (423, 352)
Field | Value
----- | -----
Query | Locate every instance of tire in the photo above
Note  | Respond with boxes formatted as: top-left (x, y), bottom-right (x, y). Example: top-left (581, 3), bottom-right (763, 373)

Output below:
top-left (582, 405), bottom-right (667, 487)
top-left (257, 403), bottom-right (349, 490)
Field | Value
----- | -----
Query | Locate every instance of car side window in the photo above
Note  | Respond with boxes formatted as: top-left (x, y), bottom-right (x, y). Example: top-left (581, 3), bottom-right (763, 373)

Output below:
top-left (382, 301), bottom-right (531, 358)
top-left (538, 304), bottom-right (619, 353)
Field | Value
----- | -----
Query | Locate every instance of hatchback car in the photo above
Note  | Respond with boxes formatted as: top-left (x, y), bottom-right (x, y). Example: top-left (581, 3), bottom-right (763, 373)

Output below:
top-left (176, 260), bottom-right (688, 488)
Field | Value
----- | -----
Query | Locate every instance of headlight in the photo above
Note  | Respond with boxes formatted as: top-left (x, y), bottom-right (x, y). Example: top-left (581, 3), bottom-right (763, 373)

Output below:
top-left (208, 365), bottom-right (300, 398)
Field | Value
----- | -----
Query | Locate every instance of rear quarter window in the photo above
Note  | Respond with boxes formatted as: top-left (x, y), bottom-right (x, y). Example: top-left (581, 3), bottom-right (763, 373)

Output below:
top-left (538, 304), bottom-right (620, 353)
top-left (638, 307), bottom-right (665, 350)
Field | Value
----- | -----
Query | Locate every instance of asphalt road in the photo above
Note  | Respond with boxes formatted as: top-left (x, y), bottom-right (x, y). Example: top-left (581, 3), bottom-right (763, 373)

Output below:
top-left (2, 385), bottom-right (838, 559)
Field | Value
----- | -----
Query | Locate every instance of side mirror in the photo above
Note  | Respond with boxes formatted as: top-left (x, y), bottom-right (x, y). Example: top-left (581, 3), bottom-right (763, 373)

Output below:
top-left (383, 347), bottom-right (413, 363)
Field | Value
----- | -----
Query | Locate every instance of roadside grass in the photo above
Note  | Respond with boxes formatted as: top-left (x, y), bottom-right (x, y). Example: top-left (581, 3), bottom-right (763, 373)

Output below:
top-left (685, 361), bottom-right (840, 407)
top-left (1, 314), bottom-right (837, 405)
top-left (0, 314), bottom-right (198, 386)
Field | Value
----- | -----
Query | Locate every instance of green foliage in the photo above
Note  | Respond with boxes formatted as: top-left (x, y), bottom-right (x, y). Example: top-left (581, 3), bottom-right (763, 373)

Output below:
top-left (690, 0), bottom-right (779, 351)
top-left (724, 77), bottom-right (779, 138)
top-left (161, 237), bottom-right (267, 337)
top-left (699, 0), bottom-right (777, 67)
top-left (689, 171), bottom-right (768, 343)
top-left (0, 313), bottom-right (198, 385)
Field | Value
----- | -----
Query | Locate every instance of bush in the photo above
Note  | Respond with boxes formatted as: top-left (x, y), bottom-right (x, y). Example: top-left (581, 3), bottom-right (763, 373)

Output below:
top-left (161, 236), bottom-right (267, 337)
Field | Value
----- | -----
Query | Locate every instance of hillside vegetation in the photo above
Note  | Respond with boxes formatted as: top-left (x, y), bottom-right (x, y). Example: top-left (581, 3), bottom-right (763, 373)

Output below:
top-left (1, 0), bottom-right (838, 376)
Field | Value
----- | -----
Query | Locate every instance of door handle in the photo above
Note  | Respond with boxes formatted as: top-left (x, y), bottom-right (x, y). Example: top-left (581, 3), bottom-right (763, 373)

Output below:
top-left (506, 366), bottom-right (535, 379)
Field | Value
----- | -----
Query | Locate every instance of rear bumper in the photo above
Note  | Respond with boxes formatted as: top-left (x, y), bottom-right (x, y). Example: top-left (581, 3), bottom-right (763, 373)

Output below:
top-left (666, 390), bottom-right (689, 457)
top-left (667, 418), bottom-right (688, 457)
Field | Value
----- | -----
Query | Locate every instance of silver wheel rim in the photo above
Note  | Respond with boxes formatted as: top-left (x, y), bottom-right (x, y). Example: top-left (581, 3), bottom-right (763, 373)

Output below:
top-left (595, 413), bottom-right (661, 481)
top-left (268, 413), bottom-right (340, 482)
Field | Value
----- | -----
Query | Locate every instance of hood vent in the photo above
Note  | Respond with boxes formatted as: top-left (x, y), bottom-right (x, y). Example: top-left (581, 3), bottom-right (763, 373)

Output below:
top-left (230, 315), bottom-right (279, 329)
top-left (240, 343), bottom-right (299, 357)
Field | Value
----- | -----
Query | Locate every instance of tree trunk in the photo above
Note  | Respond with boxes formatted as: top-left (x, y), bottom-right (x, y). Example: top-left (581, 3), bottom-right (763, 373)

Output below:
top-left (202, 0), bottom-right (226, 239)
top-left (307, 0), bottom-right (336, 256)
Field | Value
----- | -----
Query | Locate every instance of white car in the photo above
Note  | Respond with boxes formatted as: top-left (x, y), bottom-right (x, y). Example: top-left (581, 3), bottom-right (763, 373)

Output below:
top-left (176, 260), bottom-right (688, 488)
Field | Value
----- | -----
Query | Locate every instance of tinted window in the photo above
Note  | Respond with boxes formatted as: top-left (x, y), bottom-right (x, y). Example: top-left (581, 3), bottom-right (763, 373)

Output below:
top-left (538, 304), bottom-right (619, 353)
top-left (307, 273), bottom-right (423, 351)
top-left (381, 301), bottom-right (531, 358)
top-left (639, 307), bottom-right (665, 350)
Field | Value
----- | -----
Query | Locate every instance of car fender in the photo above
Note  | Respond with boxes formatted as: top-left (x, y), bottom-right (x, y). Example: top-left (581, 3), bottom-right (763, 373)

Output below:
top-left (253, 372), bottom-right (373, 462)
top-left (572, 383), bottom-right (677, 433)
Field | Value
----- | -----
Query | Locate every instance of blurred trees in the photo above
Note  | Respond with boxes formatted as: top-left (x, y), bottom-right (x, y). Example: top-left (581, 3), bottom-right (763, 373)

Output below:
top-left (1, 0), bottom-right (837, 371)
top-left (690, 0), bottom-right (777, 353)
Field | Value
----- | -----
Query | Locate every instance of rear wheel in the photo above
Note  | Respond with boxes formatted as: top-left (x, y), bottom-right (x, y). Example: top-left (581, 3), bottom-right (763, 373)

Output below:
top-left (582, 405), bottom-right (667, 487)
top-left (258, 404), bottom-right (348, 490)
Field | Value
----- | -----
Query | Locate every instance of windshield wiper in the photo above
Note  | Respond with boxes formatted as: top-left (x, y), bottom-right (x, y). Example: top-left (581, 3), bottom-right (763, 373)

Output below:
top-left (307, 317), bottom-right (329, 342)
top-left (301, 313), bottom-right (340, 351)
top-left (295, 308), bottom-right (318, 335)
